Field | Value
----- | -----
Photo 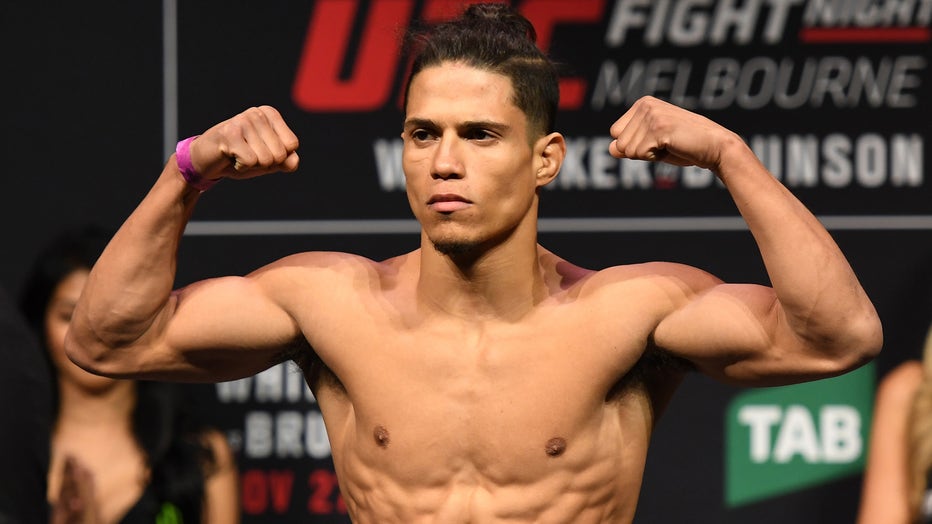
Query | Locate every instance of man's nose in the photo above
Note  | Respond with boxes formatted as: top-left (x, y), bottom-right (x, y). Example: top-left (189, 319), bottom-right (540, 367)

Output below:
top-left (431, 135), bottom-right (464, 180)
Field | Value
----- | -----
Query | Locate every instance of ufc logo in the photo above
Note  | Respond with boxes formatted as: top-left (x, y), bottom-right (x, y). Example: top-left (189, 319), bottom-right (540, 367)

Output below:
top-left (292, 0), bottom-right (605, 112)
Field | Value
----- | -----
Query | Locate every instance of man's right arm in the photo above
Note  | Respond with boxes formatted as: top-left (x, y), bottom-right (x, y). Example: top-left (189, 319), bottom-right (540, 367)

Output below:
top-left (65, 106), bottom-right (301, 382)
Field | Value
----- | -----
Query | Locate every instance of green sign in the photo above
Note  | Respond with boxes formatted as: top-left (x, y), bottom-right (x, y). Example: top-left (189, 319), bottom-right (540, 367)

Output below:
top-left (725, 363), bottom-right (875, 507)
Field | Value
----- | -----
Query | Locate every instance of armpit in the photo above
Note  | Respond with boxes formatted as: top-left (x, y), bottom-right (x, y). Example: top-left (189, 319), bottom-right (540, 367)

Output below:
top-left (606, 345), bottom-right (694, 402)
top-left (291, 344), bottom-right (346, 396)
top-left (275, 337), bottom-right (311, 369)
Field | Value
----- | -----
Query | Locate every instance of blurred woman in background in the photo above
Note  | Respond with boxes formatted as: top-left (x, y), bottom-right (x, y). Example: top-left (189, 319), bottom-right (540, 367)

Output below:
top-left (859, 324), bottom-right (932, 523)
top-left (20, 226), bottom-right (239, 523)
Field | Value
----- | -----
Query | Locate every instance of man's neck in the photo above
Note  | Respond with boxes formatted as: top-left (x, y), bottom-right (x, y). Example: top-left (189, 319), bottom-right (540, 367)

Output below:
top-left (416, 233), bottom-right (548, 321)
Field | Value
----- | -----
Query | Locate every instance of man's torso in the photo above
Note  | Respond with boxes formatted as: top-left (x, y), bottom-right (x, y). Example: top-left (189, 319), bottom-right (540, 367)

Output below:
top-left (278, 248), bottom-right (692, 523)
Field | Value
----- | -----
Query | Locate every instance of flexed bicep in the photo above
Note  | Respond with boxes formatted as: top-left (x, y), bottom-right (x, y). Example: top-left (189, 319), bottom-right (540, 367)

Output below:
top-left (67, 267), bottom-right (304, 383)
top-left (652, 280), bottom-right (848, 386)
top-left (158, 273), bottom-right (306, 381)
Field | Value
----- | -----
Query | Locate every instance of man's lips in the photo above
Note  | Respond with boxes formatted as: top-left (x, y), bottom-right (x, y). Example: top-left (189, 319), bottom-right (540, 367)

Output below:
top-left (428, 194), bottom-right (472, 212)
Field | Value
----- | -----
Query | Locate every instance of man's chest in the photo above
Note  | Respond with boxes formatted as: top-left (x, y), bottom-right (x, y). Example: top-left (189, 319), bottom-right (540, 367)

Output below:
top-left (307, 303), bottom-right (663, 440)
top-left (317, 306), bottom-right (648, 389)
top-left (309, 330), bottom-right (661, 505)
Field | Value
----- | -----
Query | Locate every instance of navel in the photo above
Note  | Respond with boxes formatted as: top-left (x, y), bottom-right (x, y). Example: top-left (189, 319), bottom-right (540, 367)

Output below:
top-left (545, 437), bottom-right (567, 457)
top-left (373, 425), bottom-right (391, 447)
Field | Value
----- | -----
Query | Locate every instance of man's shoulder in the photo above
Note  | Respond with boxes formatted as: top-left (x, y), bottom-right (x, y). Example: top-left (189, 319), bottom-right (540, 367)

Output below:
top-left (538, 255), bottom-right (720, 313)
top-left (584, 260), bottom-right (721, 289)
top-left (254, 249), bottom-right (417, 288)
top-left (264, 249), bottom-right (413, 272)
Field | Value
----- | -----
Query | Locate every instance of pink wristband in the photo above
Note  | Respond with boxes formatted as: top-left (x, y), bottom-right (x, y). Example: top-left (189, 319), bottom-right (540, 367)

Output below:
top-left (175, 135), bottom-right (218, 191)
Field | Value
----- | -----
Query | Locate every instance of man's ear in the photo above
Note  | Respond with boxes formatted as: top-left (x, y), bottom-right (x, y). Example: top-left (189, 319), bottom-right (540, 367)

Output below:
top-left (534, 132), bottom-right (566, 188)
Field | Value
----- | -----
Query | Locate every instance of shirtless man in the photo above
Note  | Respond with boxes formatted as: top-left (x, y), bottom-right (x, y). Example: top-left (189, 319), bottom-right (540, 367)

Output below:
top-left (66, 4), bottom-right (882, 523)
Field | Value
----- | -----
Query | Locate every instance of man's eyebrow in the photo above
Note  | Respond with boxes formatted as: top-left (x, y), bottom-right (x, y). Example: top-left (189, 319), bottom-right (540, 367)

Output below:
top-left (459, 120), bottom-right (510, 134)
top-left (403, 118), bottom-right (437, 131)
top-left (403, 118), bottom-right (511, 133)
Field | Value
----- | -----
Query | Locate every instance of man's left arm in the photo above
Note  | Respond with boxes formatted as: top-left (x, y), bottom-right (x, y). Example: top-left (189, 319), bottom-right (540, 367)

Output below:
top-left (610, 96), bottom-right (882, 385)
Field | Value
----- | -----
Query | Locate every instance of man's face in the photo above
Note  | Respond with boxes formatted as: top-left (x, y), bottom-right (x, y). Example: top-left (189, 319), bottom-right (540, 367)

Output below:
top-left (402, 62), bottom-right (546, 255)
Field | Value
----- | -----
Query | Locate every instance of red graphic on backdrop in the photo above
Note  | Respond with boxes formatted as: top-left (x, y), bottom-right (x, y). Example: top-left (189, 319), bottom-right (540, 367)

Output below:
top-left (799, 26), bottom-right (932, 43)
top-left (241, 469), bottom-right (295, 514)
top-left (292, 0), bottom-right (605, 112)
top-left (308, 469), bottom-right (347, 514)
top-left (241, 468), bottom-right (347, 516)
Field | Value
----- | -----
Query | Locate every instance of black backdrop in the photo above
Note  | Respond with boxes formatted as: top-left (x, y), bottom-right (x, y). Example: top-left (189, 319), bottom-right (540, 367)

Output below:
top-left (4, 1), bottom-right (932, 522)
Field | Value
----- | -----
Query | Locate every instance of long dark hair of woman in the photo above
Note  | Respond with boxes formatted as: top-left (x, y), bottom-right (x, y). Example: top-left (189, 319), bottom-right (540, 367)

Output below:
top-left (20, 225), bottom-right (216, 521)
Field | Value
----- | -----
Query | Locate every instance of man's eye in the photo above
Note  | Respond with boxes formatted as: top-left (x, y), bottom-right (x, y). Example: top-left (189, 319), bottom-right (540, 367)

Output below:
top-left (466, 129), bottom-right (492, 140)
top-left (412, 130), bottom-right (433, 141)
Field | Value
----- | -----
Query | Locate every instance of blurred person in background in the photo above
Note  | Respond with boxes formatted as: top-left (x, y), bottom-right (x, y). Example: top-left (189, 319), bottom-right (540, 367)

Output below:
top-left (20, 226), bottom-right (239, 523)
top-left (859, 324), bottom-right (932, 523)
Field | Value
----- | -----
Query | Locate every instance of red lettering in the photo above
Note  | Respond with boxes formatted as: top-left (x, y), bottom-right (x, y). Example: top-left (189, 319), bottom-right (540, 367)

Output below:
top-left (308, 468), bottom-right (346, 514)
top-left (519, 0), bottom-right (607, 110)
top-left (268, 471), bottom-right (295, 513)
top-left (293, 0), bottom-right (415, 111)
top-left (241, 470), bottom-right (268, 515)
top-left (295, 0), bottom-right (605, 113)
top-left (240, 469), bottom-right (295, 515)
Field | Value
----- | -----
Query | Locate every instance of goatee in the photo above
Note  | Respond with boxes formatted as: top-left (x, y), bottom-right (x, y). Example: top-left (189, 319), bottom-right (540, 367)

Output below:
top-left (432, 239), bottom-right (479, 256)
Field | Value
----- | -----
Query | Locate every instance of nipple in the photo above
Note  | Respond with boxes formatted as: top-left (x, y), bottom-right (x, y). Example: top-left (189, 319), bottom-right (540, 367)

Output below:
top-left (545, 437), bottom-right (567, 457)
top-left (374, 425), bottom-right (391, 447)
